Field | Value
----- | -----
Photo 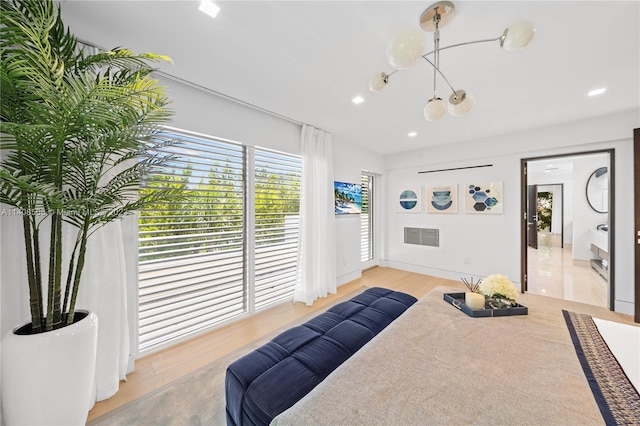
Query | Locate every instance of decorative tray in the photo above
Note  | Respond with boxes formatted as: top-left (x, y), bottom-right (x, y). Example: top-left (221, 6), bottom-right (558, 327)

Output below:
top-left (443, 292), bottom-right (528, 318)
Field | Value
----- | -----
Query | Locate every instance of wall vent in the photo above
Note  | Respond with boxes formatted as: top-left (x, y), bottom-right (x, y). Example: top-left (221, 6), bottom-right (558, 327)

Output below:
top-left (404, 227), bottom-right (440, 247)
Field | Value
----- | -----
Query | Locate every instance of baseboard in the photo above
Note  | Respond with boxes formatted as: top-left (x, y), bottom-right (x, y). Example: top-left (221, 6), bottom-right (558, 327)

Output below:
top-left (380, 260), bottom-right (525, 290)
top-left (381, 260), bottom-right (481, 283)
top-left (614, 299), bottom-right (635, 316)
top-left (337, 270), bottom-right (362, 287)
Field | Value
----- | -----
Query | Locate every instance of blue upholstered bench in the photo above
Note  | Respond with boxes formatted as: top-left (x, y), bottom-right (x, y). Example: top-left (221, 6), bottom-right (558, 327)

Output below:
top-left (224, 287), bottom-right (418, 426)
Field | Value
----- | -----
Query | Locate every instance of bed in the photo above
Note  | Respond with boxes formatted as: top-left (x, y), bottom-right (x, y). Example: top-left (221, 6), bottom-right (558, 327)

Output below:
top-left (225, 287), bottom-right (418, 426)
top-left (273, 286), bottom-right (640, 425)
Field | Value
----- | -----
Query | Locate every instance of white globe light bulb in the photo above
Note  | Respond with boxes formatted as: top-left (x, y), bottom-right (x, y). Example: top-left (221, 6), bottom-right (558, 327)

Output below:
top-left (448, 90), bottom-right (475, 116)
top-left (502, 21), bottom-right (535, 51)
top-left (424, 98), bottom-right (446, 122)
top-left (386, 27), bottom-right (424, 70)
top-left (368, 72), bottom-right (389, 93)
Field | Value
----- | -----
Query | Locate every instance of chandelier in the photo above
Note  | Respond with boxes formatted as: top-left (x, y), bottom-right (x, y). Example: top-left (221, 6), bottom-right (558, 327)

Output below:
top-left (369, 1), bottom-right (535, 122)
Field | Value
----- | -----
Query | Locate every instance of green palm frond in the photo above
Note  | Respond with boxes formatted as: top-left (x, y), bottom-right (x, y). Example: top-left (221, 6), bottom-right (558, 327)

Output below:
top-left (1, 0), bottom-right (177, 331)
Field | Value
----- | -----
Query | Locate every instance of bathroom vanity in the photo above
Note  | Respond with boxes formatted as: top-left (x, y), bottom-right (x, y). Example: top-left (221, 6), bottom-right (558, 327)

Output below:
top-left (590, 228), bottom-right (608, 281)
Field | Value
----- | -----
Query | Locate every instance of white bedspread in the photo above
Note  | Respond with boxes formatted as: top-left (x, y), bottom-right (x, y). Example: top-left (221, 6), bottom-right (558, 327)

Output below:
top-left (273, 286), bottom-right (604, 425)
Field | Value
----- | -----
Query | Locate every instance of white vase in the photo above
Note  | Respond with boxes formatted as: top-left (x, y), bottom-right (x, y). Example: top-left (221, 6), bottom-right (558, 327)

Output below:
top-left (1, 310), bottom-right (98, 426)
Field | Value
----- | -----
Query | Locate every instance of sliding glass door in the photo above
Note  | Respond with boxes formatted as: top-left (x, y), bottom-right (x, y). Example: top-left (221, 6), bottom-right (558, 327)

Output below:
top-left (138, 129), bottom-right (301, 354)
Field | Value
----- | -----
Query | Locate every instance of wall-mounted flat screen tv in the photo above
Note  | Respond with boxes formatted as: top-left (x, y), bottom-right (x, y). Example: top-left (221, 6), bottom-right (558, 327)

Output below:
top-left (334, 181), bottom-right (362, 215)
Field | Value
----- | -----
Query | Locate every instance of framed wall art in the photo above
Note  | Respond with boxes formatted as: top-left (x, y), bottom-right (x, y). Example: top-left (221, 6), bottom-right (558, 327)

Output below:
top-left (397, 187), bottom-right (421, 213)
top-left (465, 182), bottom-right (503, 214)
top-left (426, 185), bottom-right (458, 214)
top-left (334, 181), bottom-right (362, 215)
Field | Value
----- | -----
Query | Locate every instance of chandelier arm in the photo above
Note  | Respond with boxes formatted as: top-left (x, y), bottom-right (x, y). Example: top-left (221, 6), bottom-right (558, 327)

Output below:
top-left (432, 66), bottom-right (437, 98)
top-left (421, 37), bottom-right (502, 58)
top-left (421, 56), bottom-right (457, 95)
top-left (433, 29), bottom-right (439, 98)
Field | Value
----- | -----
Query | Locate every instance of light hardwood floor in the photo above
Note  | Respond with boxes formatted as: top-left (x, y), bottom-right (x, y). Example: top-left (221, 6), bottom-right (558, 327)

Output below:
top-left (87, 266), bottom-right (636, 422)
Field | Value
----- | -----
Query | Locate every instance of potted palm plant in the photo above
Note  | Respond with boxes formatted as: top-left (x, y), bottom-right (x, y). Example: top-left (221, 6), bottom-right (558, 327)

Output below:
top-left (0, 0), bottom-right (177, 423)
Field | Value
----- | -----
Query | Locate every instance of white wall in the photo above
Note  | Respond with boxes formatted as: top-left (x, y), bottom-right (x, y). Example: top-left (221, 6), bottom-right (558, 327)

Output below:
top-left (332, 135), bottom-right (384, 286)
top-left (383, 155), bottom-right (521, 285)
top-left (160, 77), bottom-right (301, 155)
top-left (382, 109), bottom-right (638, 315)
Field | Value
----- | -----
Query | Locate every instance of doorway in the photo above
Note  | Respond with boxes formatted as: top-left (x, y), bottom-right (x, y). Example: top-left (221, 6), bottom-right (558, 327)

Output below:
top-left (527, 184), bottom-right (564, 251)
top-left (521, 150), bottom-right (614, 309)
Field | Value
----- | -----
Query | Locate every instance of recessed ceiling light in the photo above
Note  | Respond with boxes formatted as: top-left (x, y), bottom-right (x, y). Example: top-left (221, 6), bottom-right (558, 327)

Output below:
top-left (408, 131), bottom-right (417, 137)
top-left (352, 95), bottom-right (364, 105)
top-left (199, 0), bottom-right (220, 19)
top-left (588, 87), bottom-right (606, 97)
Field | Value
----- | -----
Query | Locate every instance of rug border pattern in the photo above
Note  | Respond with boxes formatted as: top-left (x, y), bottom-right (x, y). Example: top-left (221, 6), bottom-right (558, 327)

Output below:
top-left (562, 310), bottom-right (640, 425)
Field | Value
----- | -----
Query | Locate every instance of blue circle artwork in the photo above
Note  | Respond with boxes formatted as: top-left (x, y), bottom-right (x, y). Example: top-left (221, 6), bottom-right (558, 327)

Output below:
top-left (399, 189), bottom-right (418, 210)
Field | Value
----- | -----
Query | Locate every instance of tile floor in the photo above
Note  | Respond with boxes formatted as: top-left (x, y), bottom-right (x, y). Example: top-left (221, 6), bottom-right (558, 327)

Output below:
top-left (527, 232), bottom-right (608, 308)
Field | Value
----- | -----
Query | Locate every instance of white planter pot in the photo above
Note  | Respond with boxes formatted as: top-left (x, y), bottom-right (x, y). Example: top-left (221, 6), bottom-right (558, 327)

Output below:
top-left (1, 310), bottom-right (98, 426)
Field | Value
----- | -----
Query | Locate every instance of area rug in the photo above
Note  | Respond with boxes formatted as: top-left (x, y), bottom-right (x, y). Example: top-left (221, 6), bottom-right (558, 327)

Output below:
top-left (563, 310), bottom-right (640, 425)
top-left (87, 287), bottom-right (367, 426)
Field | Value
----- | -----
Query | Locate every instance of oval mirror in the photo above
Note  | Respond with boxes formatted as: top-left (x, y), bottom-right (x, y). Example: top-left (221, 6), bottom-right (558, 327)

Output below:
top-left (586, 167), bottom-right (608, 213)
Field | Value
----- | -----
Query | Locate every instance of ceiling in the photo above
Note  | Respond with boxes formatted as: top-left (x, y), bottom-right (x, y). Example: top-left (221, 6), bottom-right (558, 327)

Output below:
top-left (58, 1), bottom-right (640, 155)
top-left (527, 157), bottom-right (574, 181)
top-left (527, 153), bottom-right (609, 182)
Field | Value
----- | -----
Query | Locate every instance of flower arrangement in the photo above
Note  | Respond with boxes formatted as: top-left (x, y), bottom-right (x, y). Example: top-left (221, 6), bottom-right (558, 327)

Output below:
top-left (479, 274), bottom-right (519, 305)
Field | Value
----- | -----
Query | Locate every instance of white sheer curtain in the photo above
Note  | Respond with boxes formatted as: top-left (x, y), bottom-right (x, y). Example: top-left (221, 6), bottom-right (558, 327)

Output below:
top-left (78, 221), bottom-right (130, 403)
top-left (294, 124), bottom-right (337, 306)
top-left (0, 215), bottom-right (130, 404)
